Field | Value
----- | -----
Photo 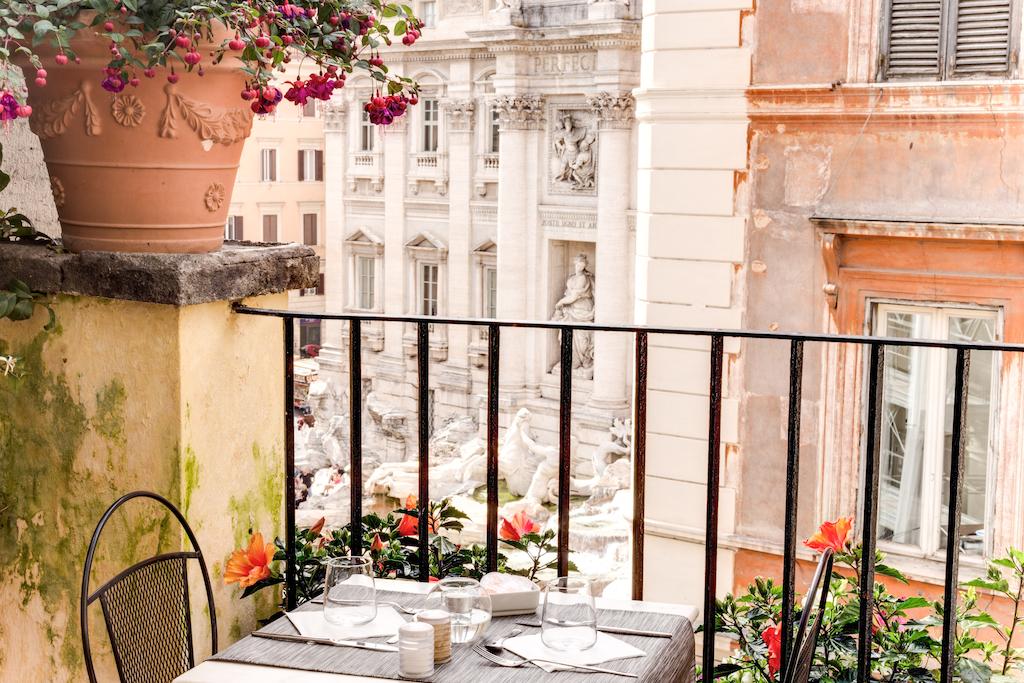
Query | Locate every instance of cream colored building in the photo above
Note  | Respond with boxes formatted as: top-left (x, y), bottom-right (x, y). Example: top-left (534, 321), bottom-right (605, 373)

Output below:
top-left (231, 96), bottom-right (328, 349)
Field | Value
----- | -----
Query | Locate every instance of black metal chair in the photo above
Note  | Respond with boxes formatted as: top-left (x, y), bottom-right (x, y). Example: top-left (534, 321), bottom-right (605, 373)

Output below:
top-left (781, 548), bottom-right (834, 683)
top-left (81, 491), bottom-right (217, 683)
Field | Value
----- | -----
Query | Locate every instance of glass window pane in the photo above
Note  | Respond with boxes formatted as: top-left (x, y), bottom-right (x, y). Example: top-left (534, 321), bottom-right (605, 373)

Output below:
top-left (877, 310), bottom-right (931, 547)
top-left (941, 315), bottom-right (995, 556)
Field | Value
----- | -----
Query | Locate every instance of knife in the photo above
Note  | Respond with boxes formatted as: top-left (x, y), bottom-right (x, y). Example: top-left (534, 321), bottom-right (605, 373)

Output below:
top-left (515, 619), bottom-right (673, 639)
top-left (252, 630), bottom-right (399, 652)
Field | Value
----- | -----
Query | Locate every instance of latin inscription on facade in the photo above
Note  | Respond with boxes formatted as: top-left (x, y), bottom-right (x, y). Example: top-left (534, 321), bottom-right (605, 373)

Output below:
top-left (530, 53), bottom-right (596, 75)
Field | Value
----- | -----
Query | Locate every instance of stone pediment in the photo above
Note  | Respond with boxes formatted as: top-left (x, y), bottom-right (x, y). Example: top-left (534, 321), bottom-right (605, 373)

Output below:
top-left (344, 228), bottom-right (384, 245)
top-left (405, 231), bottom-right (448, 254)
top-left (473, 239), bottom-right (497, 255)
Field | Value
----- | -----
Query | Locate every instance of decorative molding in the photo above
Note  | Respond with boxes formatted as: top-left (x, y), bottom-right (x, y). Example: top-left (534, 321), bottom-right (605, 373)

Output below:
top-left (588, 92), bottom-right (634, 129)
top-left (441, 98), bottom-right (476, 131)
top-left (821, 232), bottom-right (839, 309)
top-left (159, 84), bottom-right (252, 144)
top-left (471, 203), bottom-right (498, 223)
top-left (323, 102), bottom-right (347, 131)
top-left (111, 94), bottom-right (145, 128)
top-left (493, 94), bottom-right (545, 130)
top-left (204, 183), bottom-right (226, 212)
top-left (31, 81), bottom-right (101, 139)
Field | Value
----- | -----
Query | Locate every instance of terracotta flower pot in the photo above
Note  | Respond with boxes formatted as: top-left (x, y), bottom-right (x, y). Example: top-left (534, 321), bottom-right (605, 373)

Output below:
top-left (22, 26), bottom-right (253, 253)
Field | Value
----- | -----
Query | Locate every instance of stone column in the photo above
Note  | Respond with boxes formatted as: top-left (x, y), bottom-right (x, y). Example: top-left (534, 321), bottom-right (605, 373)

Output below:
top-left (0, 242), bottom-right (318, 681)
top-left (494, 94), bottom-right (545, 395)
top-left (439, 99), bottom-right (476, 395)
top-left (379, 116), bottom-right (409, 381)
top-left (588, 93), bottom-right (635, 411)
top-left (318, 102), bottom-right (348, 383)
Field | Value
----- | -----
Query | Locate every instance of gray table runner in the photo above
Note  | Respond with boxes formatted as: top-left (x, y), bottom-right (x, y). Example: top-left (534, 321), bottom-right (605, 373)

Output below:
top-left (212, 589), bottom-right (696, 682)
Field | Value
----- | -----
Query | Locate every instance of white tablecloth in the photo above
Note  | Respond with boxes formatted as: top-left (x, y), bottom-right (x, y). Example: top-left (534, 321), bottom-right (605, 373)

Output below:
top-left (174, 579), bottom-right (698, 683)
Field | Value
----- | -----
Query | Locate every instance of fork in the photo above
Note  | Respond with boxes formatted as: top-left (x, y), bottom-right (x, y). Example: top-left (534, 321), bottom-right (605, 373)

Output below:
top-left (473, 645), bottom-right (639, 678)
top-left (310, 597), bottom-right (421, 616)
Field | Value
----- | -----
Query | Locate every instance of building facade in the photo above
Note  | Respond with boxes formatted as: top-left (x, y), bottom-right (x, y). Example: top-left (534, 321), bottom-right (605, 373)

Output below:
top-left (317, 0), bottom-right (641, 470)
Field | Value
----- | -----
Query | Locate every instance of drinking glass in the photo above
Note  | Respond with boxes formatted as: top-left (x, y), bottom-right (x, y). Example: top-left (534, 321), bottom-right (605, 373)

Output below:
top-left (424, 577), bottom-right (492, 644)
top-left (541, 577), bottom-right (597, 652)
top-left (323, 556), bottom-right (376, 626)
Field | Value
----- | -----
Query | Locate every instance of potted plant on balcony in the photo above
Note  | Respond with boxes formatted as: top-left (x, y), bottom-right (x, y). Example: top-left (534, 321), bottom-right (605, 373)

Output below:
top-left (0, 0), bottom-right (422, 254)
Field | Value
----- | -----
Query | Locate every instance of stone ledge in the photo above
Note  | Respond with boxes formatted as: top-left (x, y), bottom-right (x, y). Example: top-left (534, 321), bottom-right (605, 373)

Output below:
top-left (0, 240), bottom-right (320, 306)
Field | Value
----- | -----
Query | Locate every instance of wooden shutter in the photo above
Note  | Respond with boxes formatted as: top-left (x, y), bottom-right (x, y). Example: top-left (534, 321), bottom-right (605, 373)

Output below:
top-left (303, 214), bottom-right (317, 245)
top-left (951, 0), bottom-right (1015, 76)
top-left (234, 216), bottom-right (243, 241)
top-left (883, 0), bottom-right (944, 79)
top-left (263, 215), bottom-right (277, 242)
top-left (315, 150), bottom-right (324, 181)
top-left (298, 150), bottom-right (305, 182)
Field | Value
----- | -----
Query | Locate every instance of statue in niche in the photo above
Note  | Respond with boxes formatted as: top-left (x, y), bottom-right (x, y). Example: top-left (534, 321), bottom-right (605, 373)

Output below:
top-left (551, 253), bottom-right (595, 378)
top-left (553, 114), bottom-right (595, 191)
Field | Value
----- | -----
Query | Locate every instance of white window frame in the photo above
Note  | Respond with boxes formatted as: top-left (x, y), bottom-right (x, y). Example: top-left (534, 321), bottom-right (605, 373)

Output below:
top-left (356, 255), bottom-right (376, 311)
top-left (422, 98), bottom-right (440, 153)
top-left (300, 148), bottom-right (319, 183)
top-left (870, 300), bottom-right (1000, 560)
top-left (225, 215), bottom-right (242, 240)
top-left (360, 108), bottom-right (375, 152)
top-left (344, 229), bottom-right (384, 314)
top-left (403, 233), bottom-right (449, 360)
top-left (260, 148), bottom-right (277, 182)
top-left (488, 106), bottom-right (500, 154)
top-left (419, 262), bottom-right (440, 316)
top-left (420, 0), bottom-right (436, 27)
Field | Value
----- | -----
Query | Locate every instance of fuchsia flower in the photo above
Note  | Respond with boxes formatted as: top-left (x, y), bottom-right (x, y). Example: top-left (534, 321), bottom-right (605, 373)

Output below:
top-left (0, 92), bottom-right (21, 122)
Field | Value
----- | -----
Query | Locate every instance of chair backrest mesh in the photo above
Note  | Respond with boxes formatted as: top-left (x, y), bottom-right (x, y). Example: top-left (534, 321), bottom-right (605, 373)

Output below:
top-left (97, 555), bottom-right (194, 683)
top-left (787, 610), bottom-right (820, 683)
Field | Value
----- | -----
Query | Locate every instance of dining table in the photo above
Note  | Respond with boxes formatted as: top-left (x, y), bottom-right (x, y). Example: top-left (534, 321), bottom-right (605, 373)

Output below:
top-left (174, 578), bottom-right (698, 683)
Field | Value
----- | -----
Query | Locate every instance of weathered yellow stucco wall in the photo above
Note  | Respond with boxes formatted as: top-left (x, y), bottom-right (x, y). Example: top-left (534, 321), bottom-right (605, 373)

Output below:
top-left (0, 292), bottom-right (286, 682)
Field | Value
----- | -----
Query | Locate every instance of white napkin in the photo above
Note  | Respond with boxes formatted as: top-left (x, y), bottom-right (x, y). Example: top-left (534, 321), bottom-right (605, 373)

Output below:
top-left (503, 632), bottom-right (646, 673)
top-left (285, 606), bottom-right (406, 641)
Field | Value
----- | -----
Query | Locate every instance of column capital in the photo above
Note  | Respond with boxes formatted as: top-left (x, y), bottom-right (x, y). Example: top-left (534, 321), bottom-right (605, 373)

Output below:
top-left (494, 94), bottom-right (546, 131)
top-left (323, 101), bottom-right (348, 131)
top-left (442, 98), bottom-right (476, 132)
top-left (587, 92), bottom-right (635, 130)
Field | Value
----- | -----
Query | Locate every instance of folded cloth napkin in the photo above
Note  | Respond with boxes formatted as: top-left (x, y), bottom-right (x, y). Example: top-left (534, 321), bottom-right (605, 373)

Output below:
top-left (285, 606), bottom-right (406, 641)
top-left (503, 632), bottom-right (646, 673)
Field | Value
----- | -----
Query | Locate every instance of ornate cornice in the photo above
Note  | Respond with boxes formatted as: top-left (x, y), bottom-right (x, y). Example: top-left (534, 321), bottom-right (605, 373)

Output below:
top-left (323, 102), bottom-right (347, 131)
top-left (494, 94), bottom-right (546, 130)
top-left (588, 92), bottom-right (634, 129)
top-left (441, 99), bottom-right (476, 131)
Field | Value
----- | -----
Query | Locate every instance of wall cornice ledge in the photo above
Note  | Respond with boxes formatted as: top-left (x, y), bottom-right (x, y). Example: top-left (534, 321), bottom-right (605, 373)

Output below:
top-left (811, 215), bottom-right (1024, 242)
top-left (0, 241), bottom-right (320, 306)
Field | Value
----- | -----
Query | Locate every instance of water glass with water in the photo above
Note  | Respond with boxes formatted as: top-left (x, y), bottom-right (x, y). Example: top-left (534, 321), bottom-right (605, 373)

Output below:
top-left (541, 577), bottom-right (597, 652)
top-left (323, 556), bottom-right (376, 626)
top-left (429, 577), bottom-right (492, 644)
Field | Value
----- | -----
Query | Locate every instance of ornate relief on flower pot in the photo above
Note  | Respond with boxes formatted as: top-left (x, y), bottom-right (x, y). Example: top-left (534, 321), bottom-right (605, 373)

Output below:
top-left (493, 94), bottom-right (545, 131)
top-left (204, 183), bottom-right (226, 212)
top-left (587, 92), bottom-right (634, 130)
top-left (111, 94), bottom-right (145, 128)
top-left (441, 99), bottom-right (475, 132)
top-left (50, 177), bottom-right (65, 209)
top-left (159, 83), bottom-right (253, 145)
top-left (30, 81), bottom-right (101, 140)
top-left (550, 109), bottom-right (596, 195)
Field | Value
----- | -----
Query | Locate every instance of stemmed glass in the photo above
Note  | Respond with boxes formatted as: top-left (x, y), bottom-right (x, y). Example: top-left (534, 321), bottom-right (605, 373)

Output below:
top-left (323, 556), bottom-right (377, 626)
top-left (541, 577), bottom-right (597, 652)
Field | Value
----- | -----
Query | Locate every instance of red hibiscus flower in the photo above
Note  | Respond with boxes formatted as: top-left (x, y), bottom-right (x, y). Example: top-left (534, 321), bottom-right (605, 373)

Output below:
top-left (396, 495), bottom-right (437, 536)
top-left (804, 516), bottom-right (853, 553)
top-left (500, 511), bottom-right (540, 542)
top-left (762, 622), bottom-right (783, 678)
top-left (370, 533), bottom-right (385, 552)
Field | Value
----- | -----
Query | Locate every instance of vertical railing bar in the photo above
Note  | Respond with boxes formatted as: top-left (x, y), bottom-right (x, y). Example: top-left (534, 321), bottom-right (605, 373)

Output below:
top-left (939, 348), bottom-right (971, 683)
top-left (780, 339), bottom-right (804, 674)
top-left (283, 318), bottom-right (297, 611)
top-left (857, 342), bottom-right (885, 682)
top-left (417, 321), bottom-right (430, 581)
top-left (557, 328), bottom-right (574, 577)
top-left (486, 324), bottom-right (501, 573)
top-left (702, 334), bottom-right (725, 678)
top-left (348, 319), bottom-right (363, 557)
top-left (631, 331), bottom-right (648, 601)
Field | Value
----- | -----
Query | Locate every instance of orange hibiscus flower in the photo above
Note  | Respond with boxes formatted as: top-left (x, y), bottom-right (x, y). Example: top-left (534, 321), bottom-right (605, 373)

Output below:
top-left (500, 511), bottom-right (540, 542)
top-left (804, 516), bottom-right (853, 553)
top-left (224, 532), bottom-right (277, 588)
top-left (370, 533), bottom-right (385, 552)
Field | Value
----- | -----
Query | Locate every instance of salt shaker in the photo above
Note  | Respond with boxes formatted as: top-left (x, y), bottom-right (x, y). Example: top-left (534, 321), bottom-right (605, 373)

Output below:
top-left (415, 609), bottom-right (453, 664)
top-left (398, 621), bottom-right (435, 680)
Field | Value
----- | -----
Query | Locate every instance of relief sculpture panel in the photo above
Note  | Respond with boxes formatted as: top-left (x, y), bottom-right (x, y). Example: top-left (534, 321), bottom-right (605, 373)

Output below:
top-left (549, 109), bottom-right (597, 195)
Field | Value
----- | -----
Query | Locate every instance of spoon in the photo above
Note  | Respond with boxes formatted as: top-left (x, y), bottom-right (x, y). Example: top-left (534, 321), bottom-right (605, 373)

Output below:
top-left (484, 627), bottom-right (523, 655)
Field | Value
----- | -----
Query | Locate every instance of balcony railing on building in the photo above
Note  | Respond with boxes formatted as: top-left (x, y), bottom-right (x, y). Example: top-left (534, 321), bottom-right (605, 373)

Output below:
top-left (235, 304), bottom-right (1020, 683)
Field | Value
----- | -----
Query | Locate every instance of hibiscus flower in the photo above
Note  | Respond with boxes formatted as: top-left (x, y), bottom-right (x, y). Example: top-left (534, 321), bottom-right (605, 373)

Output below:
top-left (762, 622), bottom-right (783, 678)
top-left (804, 516), bottom-right (853, 553)
top-left (499, 511), bottom-right (540, 542)
top-left (224, 532), bottom-right (277, 588)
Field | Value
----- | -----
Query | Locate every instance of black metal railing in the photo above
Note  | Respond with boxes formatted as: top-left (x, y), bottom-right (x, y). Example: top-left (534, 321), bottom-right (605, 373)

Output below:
top-left (234, 303), bottom-right (1024, 683)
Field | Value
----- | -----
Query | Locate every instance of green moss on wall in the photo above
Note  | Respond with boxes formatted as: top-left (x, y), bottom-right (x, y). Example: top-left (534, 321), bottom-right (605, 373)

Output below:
top-left (226, 444), bottom-right (282, 547)
top-left (183, 446), bottom-right (199, 518)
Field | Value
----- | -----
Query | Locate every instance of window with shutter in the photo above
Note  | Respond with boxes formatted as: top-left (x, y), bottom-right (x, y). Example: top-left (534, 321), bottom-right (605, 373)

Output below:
top-left (303, 214), bottom-right (318, 245)
top-left (881, 0), bottom-right (1018, 80)
top-left (262, 214), bottom-right (278, 242)
top-left (315, 150), bottom-right (324, 181)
